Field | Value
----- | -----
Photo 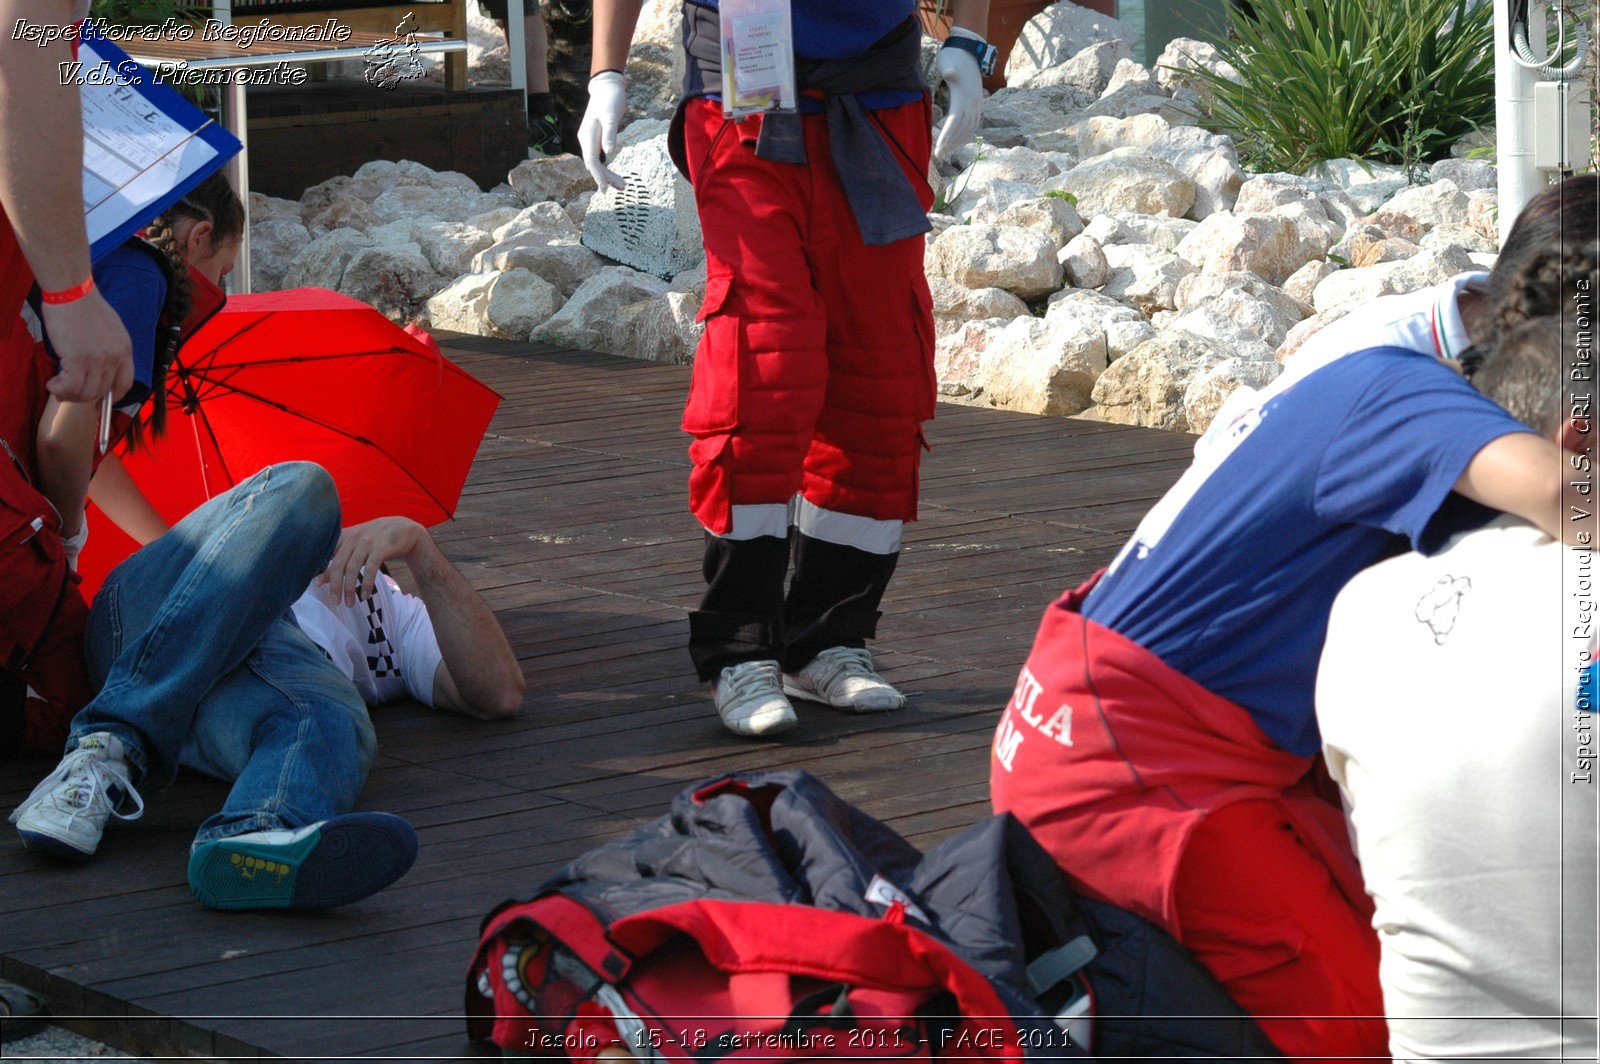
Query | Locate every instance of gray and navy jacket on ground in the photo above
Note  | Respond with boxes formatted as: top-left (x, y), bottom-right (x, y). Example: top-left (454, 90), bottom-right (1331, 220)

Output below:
top-left (467, 769), bottom-right (1279, 1060)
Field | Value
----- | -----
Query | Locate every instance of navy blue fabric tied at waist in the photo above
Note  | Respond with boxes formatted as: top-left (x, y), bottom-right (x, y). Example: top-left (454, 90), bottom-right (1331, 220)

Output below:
top-left (670, 4), bottom-right (932, 247)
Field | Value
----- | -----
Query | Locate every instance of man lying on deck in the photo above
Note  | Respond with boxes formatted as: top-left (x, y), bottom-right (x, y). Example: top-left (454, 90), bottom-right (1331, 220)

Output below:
top-left (10, 469), bottom-right (525, 911)
top-left (1319, 316), bottom-right (1599, 1062)
top-left (989, 173), bottom-right (1598, 1061)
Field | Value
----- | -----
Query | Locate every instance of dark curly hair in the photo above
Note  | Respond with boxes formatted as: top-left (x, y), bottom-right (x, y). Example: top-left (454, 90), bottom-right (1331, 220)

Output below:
top-left (1478, 174), bottom-right (1599, 348)
top-left (135, 172), bottom-right (244, 446)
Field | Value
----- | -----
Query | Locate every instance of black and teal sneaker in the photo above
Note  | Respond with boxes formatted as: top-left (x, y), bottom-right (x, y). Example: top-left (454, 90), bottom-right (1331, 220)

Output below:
top-left (528, 91), bottom-right (563, 157)
top-left (187, 812), bottom-right (418, 911)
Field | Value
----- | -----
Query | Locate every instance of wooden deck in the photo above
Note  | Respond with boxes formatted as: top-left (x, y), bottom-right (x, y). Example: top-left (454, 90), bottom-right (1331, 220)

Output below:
top-left (0, 338), bottom-right (1194, 1062)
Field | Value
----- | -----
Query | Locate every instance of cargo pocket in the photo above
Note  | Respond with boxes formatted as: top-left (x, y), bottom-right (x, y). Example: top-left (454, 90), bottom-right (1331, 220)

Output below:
top-left (681, 271), bottom-right (739, 435)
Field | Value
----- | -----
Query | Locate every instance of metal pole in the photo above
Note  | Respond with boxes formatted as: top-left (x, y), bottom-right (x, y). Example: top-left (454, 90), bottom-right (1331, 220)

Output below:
top-left (507, 0), bottom-right (528, 96)
top-left (1495, 0), bottom-right (1547, 244)
top-left (223, 76), bottom-right (252, 294)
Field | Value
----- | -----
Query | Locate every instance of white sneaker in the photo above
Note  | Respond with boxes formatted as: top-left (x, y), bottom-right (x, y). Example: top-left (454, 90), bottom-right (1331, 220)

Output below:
top-left (783, 647), bottom-right (905, 713)
top-left (10, 733), bottom-right (145, 860)
top-left (713, 660), bottom-right (797, 737)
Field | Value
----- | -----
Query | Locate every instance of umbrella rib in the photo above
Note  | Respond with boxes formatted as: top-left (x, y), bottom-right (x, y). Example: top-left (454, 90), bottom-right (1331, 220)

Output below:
top-left (196, 346), bottom-right (451, 372)
top-left (188, 376), bottom-right (459, 518)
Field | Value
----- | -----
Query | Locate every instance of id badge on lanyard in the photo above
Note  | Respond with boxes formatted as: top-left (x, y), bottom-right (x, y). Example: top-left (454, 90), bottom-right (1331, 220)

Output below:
top-left (719, 0), bottom-right (797, 118)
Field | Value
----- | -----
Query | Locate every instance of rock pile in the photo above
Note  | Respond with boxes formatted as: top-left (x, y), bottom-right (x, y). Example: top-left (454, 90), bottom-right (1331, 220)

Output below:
top-left (249, 0), bottom-right (1503, 433)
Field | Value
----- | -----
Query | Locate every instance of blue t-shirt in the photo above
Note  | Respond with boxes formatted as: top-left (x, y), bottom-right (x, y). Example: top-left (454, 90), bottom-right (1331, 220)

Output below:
top-left (93, 240), bottom-right (166, 412)
top-left (1081, 346), bottom-right (1534, 756)
top-left (689, 0), bottom-right (922, 110)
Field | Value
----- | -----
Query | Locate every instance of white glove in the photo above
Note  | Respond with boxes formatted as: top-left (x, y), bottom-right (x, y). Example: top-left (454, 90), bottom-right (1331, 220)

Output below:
top-left (578, 71), bottom-right (628, 191)
top-left (62, 517), bottom-right (88, 572)
top-left (933, 28), bottom-right (986, 161)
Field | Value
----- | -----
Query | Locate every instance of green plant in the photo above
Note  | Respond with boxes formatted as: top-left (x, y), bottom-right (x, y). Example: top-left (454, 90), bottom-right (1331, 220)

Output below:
top-left (1188, 0), bottom-right (1495, 173)
top-left (1043, 189), bottom-right (1078, 206)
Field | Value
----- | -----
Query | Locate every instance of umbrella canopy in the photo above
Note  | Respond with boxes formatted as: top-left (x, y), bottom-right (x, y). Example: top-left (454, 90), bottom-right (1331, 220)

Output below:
top-left (77, 288), bottom-right (501, 597)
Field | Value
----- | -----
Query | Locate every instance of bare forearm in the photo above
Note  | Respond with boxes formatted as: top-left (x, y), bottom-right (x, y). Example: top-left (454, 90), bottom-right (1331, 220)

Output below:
top-left (0, 1), bottom-right (93, 291)
top-left (1455, 431), bottom-right (1572, 544)
top-left (407, 536), bottom-right (524, 718)
top-left (948, 0), bottom-right (991, 35)
top-left (34, 399), bottom-right (96, 534)
top-left (590, 0), bottom-right (643, 74)
top-left (88, 453), bottom-right (168, 545)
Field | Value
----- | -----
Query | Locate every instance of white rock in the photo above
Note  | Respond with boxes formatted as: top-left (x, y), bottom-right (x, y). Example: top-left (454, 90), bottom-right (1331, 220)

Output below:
top-left (302, 194), bottom-right (382, 235)
top-left (1282, 259), bottom-right (1335, 310)
top-left (1173, 269), bottom-right (1307, 327)
top-left (337, 242), bottom-right (447, 323)
top-left (283, 228), bottom-right (373, 290)
top-left (1080, 88), bottom-right (1191, 123)
top-left (620, 290), bottom-right (704, 364)
top-left (925, 223), bottom-right (1064, 300)
top-left (967, 179), bottom-right (1048, 225)
top-left (1075, 113), bottom-right (1171, 158)
top-left (982, 86), bottom-right (1094, 138)
top-left (532, 265), bottom-right (670, 350)
top-left (623, 41), bottom-right (680, 121)
top-left (566, 191), bottom-right (595, 229)
top-left (936, 317), bottom-right (1010, 397)
top-left (1466, 190), bottom-right (1500, 245)
top-left (248, 218), bottom-right (311, 292)
top-left (1451, 128), bottom-right (1496, 160)
top-left (1311, 245), bottom-right (1477, 313)
top-left (493, 202), bottom-right (579, 243)
top-left (1060, 232), bottom-right (1110, 288)
top-left (1099, 242), bottom-right (1195, 315)
top-left (1106, 212), bottom-right (1197, 251)
top-left (369, 184), bottom-right (504, 224)
top-left (1277, 306), bottom-right (1355, 362)
top-left (634, 0), bottom-right (681, 49)
top-left (507, 154), bottom-right (595, 207)
top-left (948, 146), bottom-right (1058, 219)
top-left (413, 221), bottom-right (496, 277)
top-left (249, 192), bottom-right (301, 224)
top-left (1005, 2), bottom-right (1140, 85)
top-left (1420, 224), bottom-right (1497, 255)
top-left (1165, 287), bottom-right (1296, 360)
top-left (1174, 211), bottom-right (1303, 285)
top-left (1090, 331), bottom-right (1229, 430)
top-left (978, 314), bottom-right (1109, 416)
top-left (425, 268), bottom-right (564, 339)
top-left (472, 235), bottom-right (608, 298)
top-left (1082, 214), bottom-right (1129, 246)
top-left (1440, 160), bottom-right (1497, 196)
top-left (994, 196), bottom-right (1086, 253)
top-left (1154, 38), bottom-right (1240, 99)
top-left (1235, 172), bottom-right (1360, 230)
top-left (1106, 316), bottom-right (1156, 359)
top-left (930, 278), bottom-right (1029, 337)
top-left (1145, 125), bottom-right (1243, 220)
top-left (1045, 286), bottom-right (1143, 325)
top-left (1307, 158), bottom-right (1411, 215)
top-left (1375, 179), bottom-right (1470, 233)
top-left (465, 205), bottom-right (523, 235)
top-left (582, 134), bottom-right (704, 280)
top-left (1183, 356), bottom-right (1282, 433)
top-left (1051, 148), bottom-right (1195, 219)
top-left (1103, 59), bottom-right (1159, 97)
top-left (1016, 37), bottom-right (1129, 94)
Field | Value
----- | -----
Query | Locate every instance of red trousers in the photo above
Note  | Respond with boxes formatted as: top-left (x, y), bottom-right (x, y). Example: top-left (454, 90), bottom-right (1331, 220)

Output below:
top-left (680, 97), bottom-right (937, 535)
top-left (990, 576), bottom-right (1387, 1061)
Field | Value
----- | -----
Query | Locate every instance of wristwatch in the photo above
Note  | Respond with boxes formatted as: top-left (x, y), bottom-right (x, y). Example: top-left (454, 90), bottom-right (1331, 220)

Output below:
top-left (941, 34), bottom-right (998, 78)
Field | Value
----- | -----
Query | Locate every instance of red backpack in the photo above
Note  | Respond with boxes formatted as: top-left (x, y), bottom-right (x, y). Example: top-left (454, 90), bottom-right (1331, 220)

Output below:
top-left (467, 894), bottom-right (1031, 1061)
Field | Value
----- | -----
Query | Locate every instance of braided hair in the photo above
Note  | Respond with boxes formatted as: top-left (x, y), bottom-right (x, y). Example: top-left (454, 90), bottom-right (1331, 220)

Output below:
top-left (1479, 174), bottom-right (1599, 349)
top-left (136, 172), bottom-right (244, 446)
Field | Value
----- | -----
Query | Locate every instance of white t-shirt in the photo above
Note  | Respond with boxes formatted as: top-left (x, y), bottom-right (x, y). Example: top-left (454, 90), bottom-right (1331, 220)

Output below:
top-left (290, 574), bottom-right (444, 708)
top-left (1318, 518), bottom-right (1598, 1061)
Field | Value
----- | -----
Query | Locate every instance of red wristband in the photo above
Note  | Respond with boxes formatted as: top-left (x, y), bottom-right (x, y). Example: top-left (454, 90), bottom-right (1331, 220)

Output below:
top-left (40, 276), bottom-right (95, 305)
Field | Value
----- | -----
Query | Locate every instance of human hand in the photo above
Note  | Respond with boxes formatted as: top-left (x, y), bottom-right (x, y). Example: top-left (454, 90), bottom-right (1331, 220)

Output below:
top-left (579, 71), bottom-right (628, 191)
top-left (934, 30), bottom-right (986, 161)
top-left (41, 289), bottom-right (135, 403)
top-left (318, 516), bottom-right (427, 606)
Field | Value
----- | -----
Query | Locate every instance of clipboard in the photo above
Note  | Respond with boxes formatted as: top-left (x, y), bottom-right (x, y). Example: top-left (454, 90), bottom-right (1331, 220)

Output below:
top-left (77, 24), bottom-right (242, 262)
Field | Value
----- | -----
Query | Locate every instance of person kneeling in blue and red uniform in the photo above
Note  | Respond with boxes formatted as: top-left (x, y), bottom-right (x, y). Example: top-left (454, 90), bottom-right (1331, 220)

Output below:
top-left (580, 0), bottom-right (992, 736)
top-left (991, 174), bottom-right (1598, 1062)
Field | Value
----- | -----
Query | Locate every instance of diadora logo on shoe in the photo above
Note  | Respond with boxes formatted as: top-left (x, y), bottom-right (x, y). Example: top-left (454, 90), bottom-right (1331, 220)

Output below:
top-left (231, 853), bottom-right (292, 882)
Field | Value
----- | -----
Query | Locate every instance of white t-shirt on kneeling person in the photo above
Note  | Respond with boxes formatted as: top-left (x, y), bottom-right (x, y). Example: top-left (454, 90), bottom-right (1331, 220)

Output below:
top-left (1318, 516), bottom-right (1598, 1061)
top-left (290, 574), bottom-right (444, 708)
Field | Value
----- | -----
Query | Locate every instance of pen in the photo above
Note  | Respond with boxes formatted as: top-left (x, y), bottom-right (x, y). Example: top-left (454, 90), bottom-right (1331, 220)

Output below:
top-left (98, 390), bottom-right (112, 455)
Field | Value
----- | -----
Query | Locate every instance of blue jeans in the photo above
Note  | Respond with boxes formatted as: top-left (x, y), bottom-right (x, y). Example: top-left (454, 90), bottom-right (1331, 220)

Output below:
top-left (71, 462), bottom-right (377, 845)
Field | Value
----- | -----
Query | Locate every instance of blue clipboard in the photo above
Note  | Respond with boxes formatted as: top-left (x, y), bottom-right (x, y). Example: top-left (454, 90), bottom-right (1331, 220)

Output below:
top-left (77, 23), bottom-right (242, 262)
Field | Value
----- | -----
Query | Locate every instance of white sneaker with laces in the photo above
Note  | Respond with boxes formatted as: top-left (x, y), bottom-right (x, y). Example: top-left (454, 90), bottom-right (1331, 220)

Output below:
top-left (713, 660), bottom-right (797, 737)
top-left (10, 733), bottom-right (145, 860)
top-left (783, 646), bottom-right (905, 713)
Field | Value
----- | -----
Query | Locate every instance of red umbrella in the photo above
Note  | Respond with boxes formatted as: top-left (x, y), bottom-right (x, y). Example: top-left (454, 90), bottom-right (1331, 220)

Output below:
top-left (77, 288), bottom-right (501, 597)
